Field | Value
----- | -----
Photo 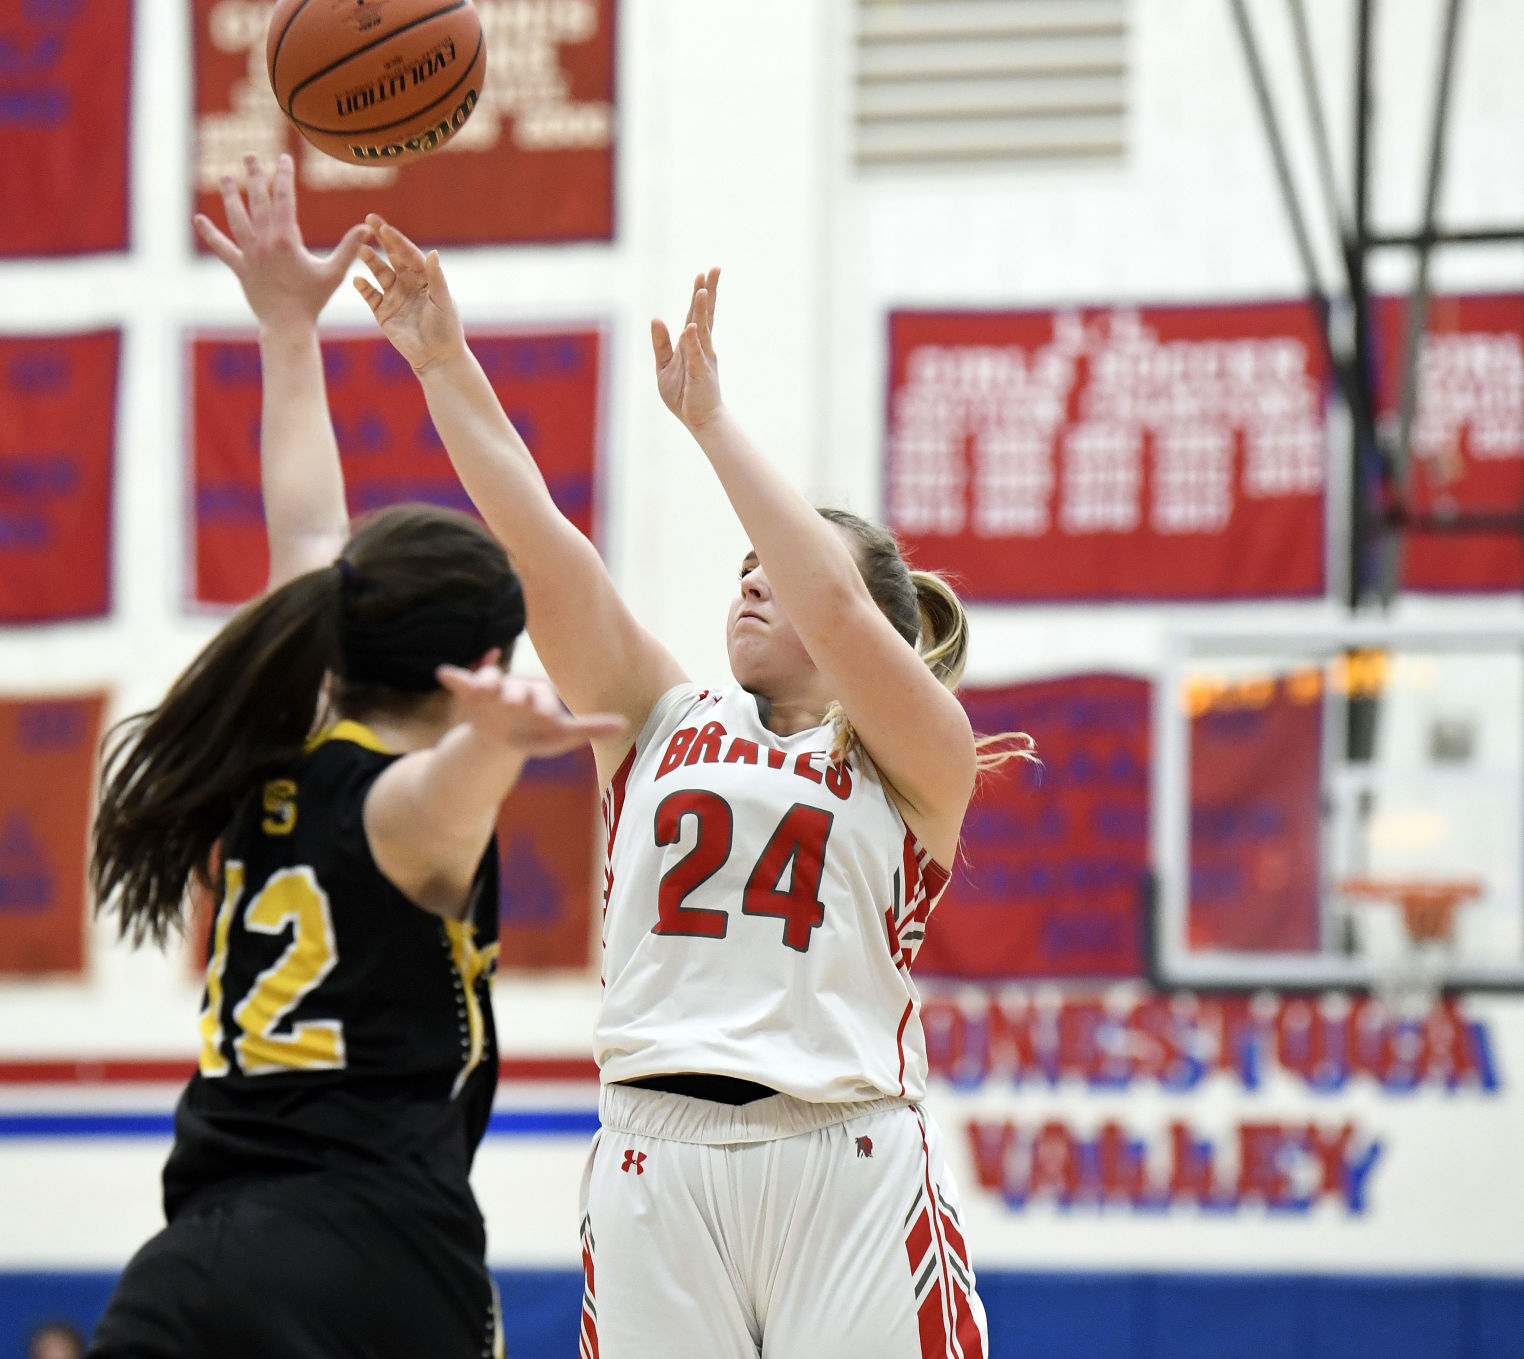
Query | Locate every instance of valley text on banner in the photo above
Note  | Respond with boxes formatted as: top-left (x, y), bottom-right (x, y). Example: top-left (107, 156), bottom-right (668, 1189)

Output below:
top-left (919, 982), bottom-right (1509, 1274)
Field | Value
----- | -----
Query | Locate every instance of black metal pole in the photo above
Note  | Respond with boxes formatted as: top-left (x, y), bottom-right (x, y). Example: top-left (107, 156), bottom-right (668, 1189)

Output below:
top-left (1368, 225), bottom-right (1524, 248)
top-left (1228, 0), bottom-right (1329, 299)
top-left (1389, 509), bottom-right (1524, 535)
top-left (1348, 0), bottom-right (1376, 610)
top-left (1287, 0), bottom-right (1352, 256)
top-left (1382, 0), bottom-right (1465, 603)
top-left (1232, 0), bottom-right (1386, 610)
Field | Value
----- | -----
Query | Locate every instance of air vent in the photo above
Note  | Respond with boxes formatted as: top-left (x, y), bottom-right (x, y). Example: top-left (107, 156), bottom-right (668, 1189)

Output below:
top-left (854, 0), bottom-right (1129, 169)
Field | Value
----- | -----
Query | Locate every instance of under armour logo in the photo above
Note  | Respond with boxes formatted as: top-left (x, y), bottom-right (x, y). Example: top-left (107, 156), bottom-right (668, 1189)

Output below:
top-left (855, 1136), bottom-right (873, 1159)
top-left (621, 1149), bottom-right (646, 1174)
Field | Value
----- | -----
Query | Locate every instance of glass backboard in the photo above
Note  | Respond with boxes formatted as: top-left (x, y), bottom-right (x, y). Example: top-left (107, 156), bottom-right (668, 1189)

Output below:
top-left (1154, 625), bottom-right (1524, 990)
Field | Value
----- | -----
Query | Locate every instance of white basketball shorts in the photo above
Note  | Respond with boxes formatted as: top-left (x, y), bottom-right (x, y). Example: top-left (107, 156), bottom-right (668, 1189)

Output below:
top-left (577, 1083), bottom-right (988, 1359)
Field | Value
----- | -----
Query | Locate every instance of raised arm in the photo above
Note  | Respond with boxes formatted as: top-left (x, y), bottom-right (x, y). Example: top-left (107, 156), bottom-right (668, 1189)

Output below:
top-left (194, 152), bottom-right (367, 592)
top-left (352, 217), bottom-right (684, 786)
top-left (653, 272), bottom-right (977, 861)
top-left (364, 665), bottom-right (624, 918)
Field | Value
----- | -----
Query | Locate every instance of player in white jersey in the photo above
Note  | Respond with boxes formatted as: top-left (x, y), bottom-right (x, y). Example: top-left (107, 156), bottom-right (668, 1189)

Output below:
top-left (356, 230), bottom-right (1032, 1359)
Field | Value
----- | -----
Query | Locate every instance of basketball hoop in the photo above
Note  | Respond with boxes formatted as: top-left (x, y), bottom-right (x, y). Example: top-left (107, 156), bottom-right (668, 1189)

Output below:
top-left (1340, 877), bottom-right (1481, 940)
top-left (1338, 877), bottom-right (1480, 1014)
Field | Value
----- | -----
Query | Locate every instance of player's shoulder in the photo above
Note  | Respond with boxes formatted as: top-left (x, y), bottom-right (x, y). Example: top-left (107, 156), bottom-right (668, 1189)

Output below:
top-left (298, 719), bottom-right (398, 785)
top-left (304, 719), bottom-right (397, 764)
top-left (249, 721), bottom-right (398, 850)
top-left (634, 681), bottom-right (729, 748)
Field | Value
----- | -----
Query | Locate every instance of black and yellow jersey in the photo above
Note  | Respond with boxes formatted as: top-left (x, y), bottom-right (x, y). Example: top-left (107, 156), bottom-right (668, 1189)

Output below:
top-left (163, 721), bottom-right (500, 1226)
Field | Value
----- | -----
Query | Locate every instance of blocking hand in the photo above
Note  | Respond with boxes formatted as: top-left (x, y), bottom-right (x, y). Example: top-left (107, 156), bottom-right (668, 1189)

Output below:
top-left (194, 152), bottom-right (366, 333)
top-left (436, 666), bottom-right (627, 758)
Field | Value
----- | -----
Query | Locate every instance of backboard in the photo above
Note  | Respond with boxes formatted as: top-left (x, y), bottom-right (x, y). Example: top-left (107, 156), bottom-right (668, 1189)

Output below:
top-left (1154, 623), bottom-right (1524, 991)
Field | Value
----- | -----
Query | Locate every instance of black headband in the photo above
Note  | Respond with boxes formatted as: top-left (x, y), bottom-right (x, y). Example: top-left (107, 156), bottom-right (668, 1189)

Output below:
top-left (337, 562), bottom-right (526, 693)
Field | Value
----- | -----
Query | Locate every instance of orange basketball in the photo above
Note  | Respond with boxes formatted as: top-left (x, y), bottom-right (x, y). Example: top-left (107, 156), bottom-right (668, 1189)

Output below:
top-left (267, 0), bottom-right (486, 165)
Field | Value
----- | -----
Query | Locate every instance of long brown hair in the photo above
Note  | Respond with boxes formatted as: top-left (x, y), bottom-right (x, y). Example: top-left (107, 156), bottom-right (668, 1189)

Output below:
top-left (817, 508), bottom-right (1037, 771)
top-left (91, 505), bottom-right (520, 947)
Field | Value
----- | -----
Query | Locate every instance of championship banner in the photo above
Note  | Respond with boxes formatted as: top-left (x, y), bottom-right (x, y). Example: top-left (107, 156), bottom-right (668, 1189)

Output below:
top-left (189, 328), bottom-right (602, 606)
top-left (0, 331), bottom-right (118, 622)
top-left (1186, 671), bottom-right (1322, 953)
top-left (1374, 293), bottom-right (1524, 592)
top-left (915, 675), bottom-right (1150, 980)
top-left (0, 1), bottom-right (131, 256)
top-left (886, 304), bottom-right (1329, 601)
top-left (0, 695), bottom-right (105, 977)
top-left (191, 0), bottom-right (616, 249)
top-left (495, 749), bottom-right (598, 971)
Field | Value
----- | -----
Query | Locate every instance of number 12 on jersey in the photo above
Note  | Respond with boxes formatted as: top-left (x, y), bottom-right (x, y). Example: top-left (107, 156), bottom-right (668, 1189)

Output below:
top-left (652, 793), bottom-right (835, 952)
top-left (198, 861), bottom-right (346, 1078)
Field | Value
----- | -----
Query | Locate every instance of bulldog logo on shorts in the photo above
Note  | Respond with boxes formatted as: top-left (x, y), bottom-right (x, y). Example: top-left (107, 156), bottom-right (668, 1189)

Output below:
top-left (855, 1136), bottom-right (873, 1159)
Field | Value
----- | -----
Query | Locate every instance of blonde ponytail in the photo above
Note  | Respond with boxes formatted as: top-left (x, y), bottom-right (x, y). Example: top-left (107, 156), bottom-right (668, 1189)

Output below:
top-left (914, 572), bottom-right (1039, 771)
top-left (909, 570), bottom-right (968, 690)
top-left (817, 536), bottom-right (1037, 773)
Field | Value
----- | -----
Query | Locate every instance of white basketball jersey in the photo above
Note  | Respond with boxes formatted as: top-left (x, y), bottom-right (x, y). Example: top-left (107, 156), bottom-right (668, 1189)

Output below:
top-left (594, 684), bottom-right (951, 1104)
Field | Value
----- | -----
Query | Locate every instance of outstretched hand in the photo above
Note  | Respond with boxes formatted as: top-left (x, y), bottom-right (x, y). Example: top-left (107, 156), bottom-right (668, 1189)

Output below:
top-left (436, 666), bottom-right (627, 758)
top-left (194, 152), bottom-right (366, 333)
top-left (652, 268), bottom-right (724, 431)
top-left (353, 215), bottom-right (467, 374)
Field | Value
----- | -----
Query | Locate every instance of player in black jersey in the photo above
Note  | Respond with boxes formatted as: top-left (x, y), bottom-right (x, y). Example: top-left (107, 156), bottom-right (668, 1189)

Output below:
top-left (83, 155), bottom-right (621, 1359)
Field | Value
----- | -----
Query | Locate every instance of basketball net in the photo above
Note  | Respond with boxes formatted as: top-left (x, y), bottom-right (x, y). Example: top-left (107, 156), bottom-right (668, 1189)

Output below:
top-left (1339, 877), bottom-right (1480, 1016)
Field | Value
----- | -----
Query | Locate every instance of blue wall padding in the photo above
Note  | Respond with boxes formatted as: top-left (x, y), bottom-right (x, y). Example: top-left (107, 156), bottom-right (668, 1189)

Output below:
top-left (4, 1269), bottom-right (1524, 1358)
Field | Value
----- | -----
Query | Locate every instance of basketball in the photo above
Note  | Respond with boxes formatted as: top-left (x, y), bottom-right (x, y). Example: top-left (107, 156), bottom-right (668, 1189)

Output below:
top-left (266, 0), bottom-right (486, 165)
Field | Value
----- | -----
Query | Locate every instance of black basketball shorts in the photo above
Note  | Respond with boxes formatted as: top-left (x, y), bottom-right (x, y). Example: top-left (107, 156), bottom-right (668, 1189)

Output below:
top-left (85, 1170), bottom-right (502, 1359)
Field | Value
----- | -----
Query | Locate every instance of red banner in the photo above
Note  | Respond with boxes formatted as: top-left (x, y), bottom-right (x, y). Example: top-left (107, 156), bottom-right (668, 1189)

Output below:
top-left (495, 748), bottom-right (599, 971)
top-left (191, 0), bottom-right (615, 249)
top-left (0, 1), bottom-right (131, 256)
top-left (1186, 673), bottom-right (1323, 953)
top-left (0, 695), bottom-right (105, 976)
top-left (189, 328), bottom-right (602, 605)
top-left (1374, 293), bottom-right (1524, 592)
top-left (0, 331), bottom-right (117, 622)
top-left (886, 304), bottom-right (1329, 601)
top-left (915, 675), bottom-right (1150, 980)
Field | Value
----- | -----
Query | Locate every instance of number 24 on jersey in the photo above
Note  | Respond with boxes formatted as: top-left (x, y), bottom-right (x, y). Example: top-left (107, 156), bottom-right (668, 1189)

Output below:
top-left (652, 793), bottom-right (835, 953)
